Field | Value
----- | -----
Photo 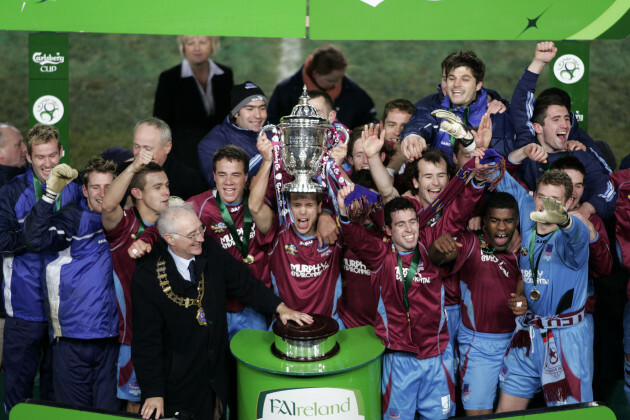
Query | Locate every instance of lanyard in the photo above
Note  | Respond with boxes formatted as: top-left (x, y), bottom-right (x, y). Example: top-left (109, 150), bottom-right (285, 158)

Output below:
top-left (528, 227), bottom-right (558, 290)
top-left (131, 207), bottom-right (147, 240)
top-left (477, 231), bottom-right (495, 254)
top-left (216, 195), bottom-right (252, 259)
top-left (33, 174), bottom-right (61, 211)
top-left (397, 246), bottom-right (421, 321)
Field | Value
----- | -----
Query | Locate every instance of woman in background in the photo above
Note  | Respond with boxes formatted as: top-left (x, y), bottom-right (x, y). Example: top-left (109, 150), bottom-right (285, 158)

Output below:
top-left (154, 35), bottom-right (233, 169)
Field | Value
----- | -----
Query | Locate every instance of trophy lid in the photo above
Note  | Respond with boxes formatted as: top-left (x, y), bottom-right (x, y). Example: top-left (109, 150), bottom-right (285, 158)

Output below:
top-left (280, 86), bottom-right (329, 124)
top-left (271, 313), bottom-right (340, 362)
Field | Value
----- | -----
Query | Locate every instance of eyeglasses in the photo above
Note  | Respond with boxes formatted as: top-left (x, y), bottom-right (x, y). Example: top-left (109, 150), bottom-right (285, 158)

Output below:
top-left (172, 225), bottom-right (206, 241)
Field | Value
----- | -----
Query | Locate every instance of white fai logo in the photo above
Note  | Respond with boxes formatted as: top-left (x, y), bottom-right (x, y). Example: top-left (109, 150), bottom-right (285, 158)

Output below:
top-left (33, 95), bottom-right (64, 125)
top-left (259, 388), bottom-right (364, 419)
top-left (553, 54), bottom-right (585, 85)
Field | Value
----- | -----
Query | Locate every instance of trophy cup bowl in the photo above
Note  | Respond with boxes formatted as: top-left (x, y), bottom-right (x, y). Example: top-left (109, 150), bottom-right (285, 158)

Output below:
top-left (259, 87), bottom-right (332, 194)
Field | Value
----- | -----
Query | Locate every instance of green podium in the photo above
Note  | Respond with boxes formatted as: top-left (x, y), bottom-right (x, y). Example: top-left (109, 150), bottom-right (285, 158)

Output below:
top-left (230, 325), bottom-right (385, 420)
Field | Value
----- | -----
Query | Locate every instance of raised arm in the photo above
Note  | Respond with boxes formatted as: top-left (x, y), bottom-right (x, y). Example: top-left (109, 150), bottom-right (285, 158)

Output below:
top-left (364, 124), bottom-right (399, 203)
top-left (511, 42), bottom-right (557, 147)
top-left (102, 150), bottom-right (152, 233)
top-left (248, 135), bottom-right (275, 235)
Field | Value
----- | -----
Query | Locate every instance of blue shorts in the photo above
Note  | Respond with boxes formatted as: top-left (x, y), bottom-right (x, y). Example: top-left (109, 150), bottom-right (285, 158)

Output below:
top-left (117, 343), bottom-right (141, 402)
top-left (499, 321), bottom-right (593, 406)
top-left (382, 346), bottom-right (455, 420)
top-left (623, 301), bottom-right (630, 355)
top-left (457, 324), bottom-right (511, 411)
top-left (445, 304), bottom-right (461, 377)
top-left (226, 306), bottom-right (268, 341)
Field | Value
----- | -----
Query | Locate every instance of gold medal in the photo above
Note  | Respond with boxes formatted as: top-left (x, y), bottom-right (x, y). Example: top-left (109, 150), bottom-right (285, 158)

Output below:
top-left (521, 247), bottom-right (528, 257)
top-left (243, 254), bottom-right (255, 264)
top-left (530, 288), bottom-right (540, 301)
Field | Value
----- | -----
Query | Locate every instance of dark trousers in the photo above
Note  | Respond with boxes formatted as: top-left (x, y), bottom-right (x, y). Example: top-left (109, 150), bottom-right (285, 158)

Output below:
top-left (52, 336), bottom-right (119, 410)
top-left (3, 316), bottom-right (54, 414)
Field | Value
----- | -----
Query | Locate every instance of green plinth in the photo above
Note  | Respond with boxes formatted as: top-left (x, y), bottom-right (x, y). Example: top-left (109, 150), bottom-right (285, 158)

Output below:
top-left (230, 325), bottom-right (385, 420)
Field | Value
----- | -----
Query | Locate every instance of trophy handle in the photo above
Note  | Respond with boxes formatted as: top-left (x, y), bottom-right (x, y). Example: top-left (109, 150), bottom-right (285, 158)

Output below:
top-left (334, 124), bottom-right (350, 145)
top-left (259, 124), bottom-right (278, 138)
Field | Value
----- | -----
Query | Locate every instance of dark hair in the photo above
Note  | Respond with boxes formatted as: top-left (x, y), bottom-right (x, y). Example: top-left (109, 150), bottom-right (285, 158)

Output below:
top-left (550, 156), bottom-right (586, 178)
top-left (349, 169), bottom-right (377, 191)
top-left (212, 145), bottom-right (249, 174)
top-left (441, 51), bottom-right (459, 73)
top-left (384, 197), bottom-right (416, 227)
top-left (484, 192), bottom-right (519, 218)
top-left (406, 148), bottom-right (450, 195)
top-left (310, 44), bottom-right (348, 75)
top-left (536, 169), bottom-right (573, 203)
top-left (308, 90), bottom-right (334, 113)
top-left (532, 89), bottom-right (571, 125)
top-left (382, 99), bottom-right (415, 122)
top-left (130, 162), bottom-right (166, 192)
top-left (82, 156), bottom-right (117, 188)
top-left (445, 50), bottom-right (485, 83)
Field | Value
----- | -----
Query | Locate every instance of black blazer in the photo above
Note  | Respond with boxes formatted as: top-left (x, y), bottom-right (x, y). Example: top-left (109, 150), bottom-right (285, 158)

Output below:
top-left (131, 238), bottom-right (280, 418)
top-left (153, 62), bottom-right (234, 169)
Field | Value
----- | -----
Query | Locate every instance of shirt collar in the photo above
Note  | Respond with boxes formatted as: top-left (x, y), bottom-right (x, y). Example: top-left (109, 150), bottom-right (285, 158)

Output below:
top-left (168, 247), bottom-right (196, 282)
top-left (180, 58), bottom-right (225, 79)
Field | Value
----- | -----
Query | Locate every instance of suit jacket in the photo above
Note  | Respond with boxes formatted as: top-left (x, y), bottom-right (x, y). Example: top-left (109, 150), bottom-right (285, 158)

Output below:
top-left (131, 237), bottom-right (281, 418)
top-left (153, 62), bottom-right (234, 169)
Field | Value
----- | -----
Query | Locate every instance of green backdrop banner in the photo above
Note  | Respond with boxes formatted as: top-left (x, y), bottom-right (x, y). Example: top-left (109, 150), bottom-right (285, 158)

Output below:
top-left (29, 33), bottom-right (69, 163)
top-left (550, 42), bottom-right (590, 131)
top-left (310, 0), bottom-right (630, 40)
top-left (0, 0), bottom-right (306, 38)
top-left (2, 0), bottom-right (630, 40)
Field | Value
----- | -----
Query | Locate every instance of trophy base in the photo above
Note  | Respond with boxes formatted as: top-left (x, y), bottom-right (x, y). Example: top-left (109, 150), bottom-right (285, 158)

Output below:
top-left (282, 179), bottom-right (324, 194)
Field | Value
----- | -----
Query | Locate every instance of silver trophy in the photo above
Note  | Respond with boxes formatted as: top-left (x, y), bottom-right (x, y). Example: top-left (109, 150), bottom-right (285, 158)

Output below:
top-left (260, 87), bottom-right (333, 193)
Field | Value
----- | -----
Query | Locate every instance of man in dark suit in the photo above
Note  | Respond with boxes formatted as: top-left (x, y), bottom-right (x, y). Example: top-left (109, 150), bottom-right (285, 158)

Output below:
top-left (131, 204), bottom-right (310, 420)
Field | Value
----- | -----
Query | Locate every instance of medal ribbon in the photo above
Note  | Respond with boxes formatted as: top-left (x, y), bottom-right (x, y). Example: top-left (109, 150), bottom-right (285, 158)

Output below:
top-left (397, 246), bottom-right (421, 316)
top-left (33, 174), bottom-right (61, 211)
top-left (131, 207), bottom-right (147, 240)
top-left (268, 126), bottom-right (291, 227)
top-left (216, 195), bottom-right (252, 259)
top-left (528, 227), bottom-right (558, 292)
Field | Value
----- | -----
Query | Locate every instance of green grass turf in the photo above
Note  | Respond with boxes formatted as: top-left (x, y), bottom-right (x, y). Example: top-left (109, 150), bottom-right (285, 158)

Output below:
top-left (0, 32), bottom-right (629, 170)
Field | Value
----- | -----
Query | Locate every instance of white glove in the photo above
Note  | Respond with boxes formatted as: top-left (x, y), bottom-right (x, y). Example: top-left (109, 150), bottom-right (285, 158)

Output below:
top-left (431, 109), bottom-right (474, 141)
top-left (530, 196), bottom-right (571, 228)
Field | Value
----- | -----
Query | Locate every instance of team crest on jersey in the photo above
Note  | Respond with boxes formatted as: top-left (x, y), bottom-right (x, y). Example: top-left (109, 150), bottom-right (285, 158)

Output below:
top-left (210, 222), bottom-right (227, 234)
top-left (462, 383), bottom-right (471, 396)
top-left (521, 246), bottom-right (528, 257)
top-left (543, 244), bottom-right (553, 261)
top-left (387, 408), bottom-right (401, 419)
top-left (284, 244), bottom-right (298, 255)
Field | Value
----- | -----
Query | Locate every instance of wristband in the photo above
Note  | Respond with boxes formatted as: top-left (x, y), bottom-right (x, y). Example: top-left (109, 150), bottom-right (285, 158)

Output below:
top-left (42, 190), bottom-right (58, 204)
top-left (558, 216), bottom-right (572, 229)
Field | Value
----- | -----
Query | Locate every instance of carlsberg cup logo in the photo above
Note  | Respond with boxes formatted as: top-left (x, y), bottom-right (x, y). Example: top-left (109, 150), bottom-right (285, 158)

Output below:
top-left (258, 388), bottom-right (364, 419)
top-left (32, 52), bottom-right (65, 73)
